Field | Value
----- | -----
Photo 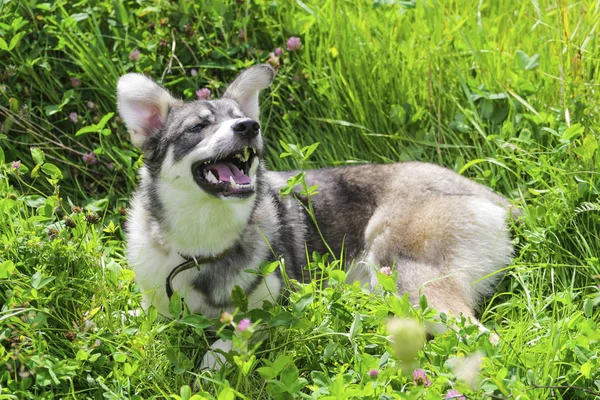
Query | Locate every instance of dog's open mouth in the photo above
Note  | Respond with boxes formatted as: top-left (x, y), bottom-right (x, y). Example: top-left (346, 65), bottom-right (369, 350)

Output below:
top-left (192, 146), bottom-right (259, 197)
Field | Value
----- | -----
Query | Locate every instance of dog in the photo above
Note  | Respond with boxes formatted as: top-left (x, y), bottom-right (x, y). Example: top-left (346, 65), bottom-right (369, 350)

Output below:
top-left (116, 64), bottom-right (515, 369)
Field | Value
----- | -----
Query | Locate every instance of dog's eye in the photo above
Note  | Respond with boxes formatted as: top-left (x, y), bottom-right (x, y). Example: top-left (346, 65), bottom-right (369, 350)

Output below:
top-left (190, 122), bottom-right (208, 132)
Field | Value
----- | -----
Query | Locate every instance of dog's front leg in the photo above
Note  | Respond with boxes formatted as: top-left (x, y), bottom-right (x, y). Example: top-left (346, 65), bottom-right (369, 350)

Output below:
top-left (199, 338), bottom-right (233, 371)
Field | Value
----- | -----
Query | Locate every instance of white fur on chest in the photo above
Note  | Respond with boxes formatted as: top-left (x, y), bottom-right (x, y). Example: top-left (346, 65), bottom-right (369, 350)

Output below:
top-left (127, 187), bottom-right (281, 318)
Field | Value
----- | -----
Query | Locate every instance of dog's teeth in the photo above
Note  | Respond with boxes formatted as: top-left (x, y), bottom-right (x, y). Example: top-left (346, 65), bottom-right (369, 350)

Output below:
top-left (230, 176), bottom-right (238, 188)
top-left (205, 170), bottom-right (218, 184)
top-left (248, 156), bottom-right (259, 177)
top-left (236, 152), bottom-right (249, 162)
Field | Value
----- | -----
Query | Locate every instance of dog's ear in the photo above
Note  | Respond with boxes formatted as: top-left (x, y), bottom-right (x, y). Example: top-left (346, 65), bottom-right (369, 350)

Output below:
top-left (223, 64), bottom-right (275, 121)
top-left (117, 73), bottom-right (179, 148)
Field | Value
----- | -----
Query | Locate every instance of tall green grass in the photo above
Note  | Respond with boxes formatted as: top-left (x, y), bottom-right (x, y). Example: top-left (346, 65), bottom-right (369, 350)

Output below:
top-left (1, 0), bottom-right (599, 398)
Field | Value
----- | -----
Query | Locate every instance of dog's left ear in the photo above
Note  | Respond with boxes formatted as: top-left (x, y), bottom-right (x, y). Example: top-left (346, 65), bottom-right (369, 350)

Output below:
top-left (223, 64), bottom-right (275, 121)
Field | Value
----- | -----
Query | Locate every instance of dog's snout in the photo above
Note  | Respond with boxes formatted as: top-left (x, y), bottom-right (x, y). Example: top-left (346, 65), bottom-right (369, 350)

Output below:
top-left (232, 119), bottom-right (260, 139)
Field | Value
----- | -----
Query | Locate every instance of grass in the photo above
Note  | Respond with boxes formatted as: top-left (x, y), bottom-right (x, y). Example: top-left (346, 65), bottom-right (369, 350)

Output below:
top-left (1, 0), bottom-right (599, 398)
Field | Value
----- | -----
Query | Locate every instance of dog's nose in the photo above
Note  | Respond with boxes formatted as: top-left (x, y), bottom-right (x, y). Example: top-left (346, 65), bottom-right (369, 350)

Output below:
top-left (232, 119), bottom-right (260, 139)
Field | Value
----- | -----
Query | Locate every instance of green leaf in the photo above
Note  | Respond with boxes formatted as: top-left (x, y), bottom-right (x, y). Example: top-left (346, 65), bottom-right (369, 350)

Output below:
top-left (169, 293), bottom-right (182, 319)
top-left (376, 272), bottom-right (397, 292)
top-left (0, 146), bottom-right (4, 164)
top-left (280, 363), bottom-right (299, 388)
top-left (496, 367), bottom-right (508, 382)
top-left (386, 293), bottom-right (411, 316)
top-left (419, 293), bottom-right (428, 310)
top-left (61, 89), bottom-right (74, 105)
top-left (231, 285), bottom-right (248, 312)
top-left (310, 371), bottom-right (330, 388)
top-left (180, 314), bottom-right (212, 330)
top-left (583, 298), bottom-right (593, 318)
top-left (217, 386), bottom-right (234, 400)
top-left (515, 50), bottom-right (529, 69)
top-left (8, 32), bottom-right (25, 51)
top-left (524, 54), bottom-right (540, 70)
top-left (581, 135), bottom-right (598, 161)
top-left (30, 271), bottom-right (41, 288)
top-left (11, 16), bottom-right (27, 31)
top-left (302, 142), bottom-right (320, 160)
top-left (75, 125), bottom-right (100, 136)
top-left (180, 385), bottom-right (192, 400)
top-left (85, 197), bottom-right (109, 212)
top-left (288, 143), bottom-right (304, 160)
top-left (292, 293), bottom-right (313, 315)
top-left (234, 354), bottom-right (255, 376)
top-left (0, 37), bottom-right (7, 51)
top-left (147, 306), bottom-right (158, 323)
top-left (260, 260), bottom-right (279, 277)
top-left (516, 50), bottom-right (540, 71)
top-left (30, 163), bottom-right (42, 178)
top-left (329, 269), bottom-right (346, 283)
top-left (71, 12), bottom-right (89, 22)
top-left (41, 163), bottom-right (63, 179)
top-left (117, 269), bottom-right (135, 282)
top-left (580, 361), bottom-right (592, 378)
top-left (75, 350), bottom-right (89, 361)
top-left (35, 3), bottom-right (53, 10)
top-left (24, 195), bottom-right (46, 208)
top-left (278, 140), bottom-right (291, 153)
top-left (269, 311), bottom-right (295, 327)
top-left (272, 354), bottom-right (292, 372)
top-left (31, 148), bottom-right (45, 165)
top-left (113, 352), bottom-right (127, 363)
top-left (257, 366), bottom-right (277, 380)
top-left (0, 260), bottom-right (15, 279)
top-left (31, 272), bottom-right (55, 289)
top-left (563, 123), bottom-right (585, 141)
top-left (43, 104), bottom-right (61, 116)
top-left (349, 311), bottom-right (362, 340)
top-left (124, 362), bottom-right (137, 376)
top-left (96, 112), bottom-right (114, 130)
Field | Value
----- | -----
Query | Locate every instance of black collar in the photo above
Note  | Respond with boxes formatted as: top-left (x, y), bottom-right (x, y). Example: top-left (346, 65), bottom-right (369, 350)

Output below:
top-left (165, 248), bottom-right (231, 300)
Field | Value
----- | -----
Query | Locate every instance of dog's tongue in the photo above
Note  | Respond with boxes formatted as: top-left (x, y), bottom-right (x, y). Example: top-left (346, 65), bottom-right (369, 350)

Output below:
top-left (210, 162), bottom-right (251, 184)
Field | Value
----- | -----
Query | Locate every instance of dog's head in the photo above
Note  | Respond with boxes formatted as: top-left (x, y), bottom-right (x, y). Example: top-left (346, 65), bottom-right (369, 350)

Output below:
top-left (117, 64), bottom-right (274, 199)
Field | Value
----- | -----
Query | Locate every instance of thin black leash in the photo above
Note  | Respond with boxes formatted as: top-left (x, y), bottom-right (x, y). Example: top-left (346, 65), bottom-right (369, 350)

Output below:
top-left (165, 249), bottom-right (231, 300)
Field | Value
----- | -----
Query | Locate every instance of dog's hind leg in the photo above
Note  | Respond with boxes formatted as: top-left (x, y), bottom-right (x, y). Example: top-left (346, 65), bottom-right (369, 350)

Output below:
top-left (392, 257), bottom-right (478, 321)
top-left (362, 195), bottom-right (511, 338)
top-left (362, 252), bottom-right (477, 321)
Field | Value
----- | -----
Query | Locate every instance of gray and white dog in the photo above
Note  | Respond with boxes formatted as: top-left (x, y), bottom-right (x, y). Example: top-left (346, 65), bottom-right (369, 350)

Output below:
top-left (117, 64), bottom-right (514, 369)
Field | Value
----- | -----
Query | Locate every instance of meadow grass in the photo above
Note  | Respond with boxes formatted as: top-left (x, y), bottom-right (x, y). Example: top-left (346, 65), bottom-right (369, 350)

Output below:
top-left (1, 0), bottom-right (599, 398)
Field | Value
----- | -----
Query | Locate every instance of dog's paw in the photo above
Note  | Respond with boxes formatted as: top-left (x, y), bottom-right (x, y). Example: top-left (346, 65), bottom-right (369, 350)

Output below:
top-left (199, 339), bottom-right (232, 371)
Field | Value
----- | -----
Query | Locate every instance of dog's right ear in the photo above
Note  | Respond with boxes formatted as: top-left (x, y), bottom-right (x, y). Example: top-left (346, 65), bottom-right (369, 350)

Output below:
top-left (117, 73), bottom-right (179, 148)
